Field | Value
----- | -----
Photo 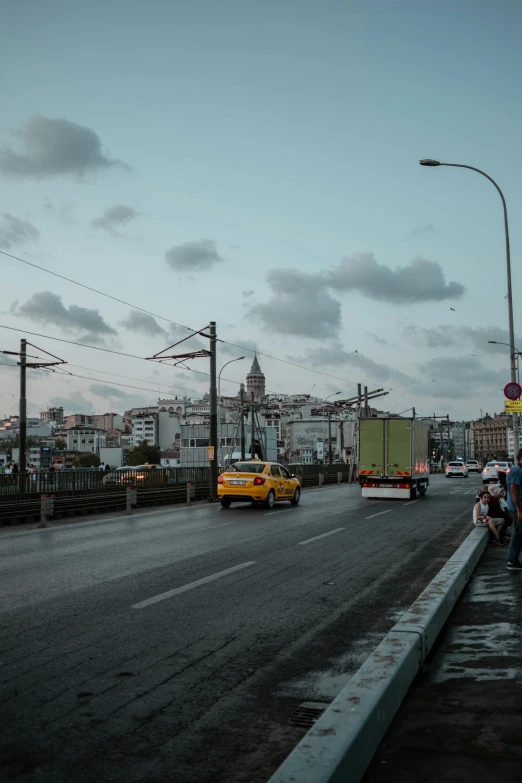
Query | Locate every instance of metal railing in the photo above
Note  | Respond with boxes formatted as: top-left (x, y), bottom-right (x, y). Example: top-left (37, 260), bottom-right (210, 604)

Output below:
top-left (0, 467), bottom-right (210, 502)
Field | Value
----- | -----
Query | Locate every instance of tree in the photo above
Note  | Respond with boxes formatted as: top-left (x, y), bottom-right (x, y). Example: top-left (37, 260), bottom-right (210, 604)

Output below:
top-left (73, 453), bottom-right (101, 468)
top-left (125, 441), bottom-right (161, 466)
top-left (54, 438), bottom-right (67, 450)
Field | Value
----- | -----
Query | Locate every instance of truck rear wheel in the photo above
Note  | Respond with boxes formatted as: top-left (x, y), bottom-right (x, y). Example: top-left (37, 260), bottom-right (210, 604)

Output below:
top-left (419, 486), bottom-right (427, 496)
top-left (410, 487), bottom-right (417, 500)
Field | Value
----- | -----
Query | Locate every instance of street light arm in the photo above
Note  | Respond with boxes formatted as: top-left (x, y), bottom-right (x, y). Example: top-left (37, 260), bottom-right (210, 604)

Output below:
top-left (439, 162), bottom-right (515, 385)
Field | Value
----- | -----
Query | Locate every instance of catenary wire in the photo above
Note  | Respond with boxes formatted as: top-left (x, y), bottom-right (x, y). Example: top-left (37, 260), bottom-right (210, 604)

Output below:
top-left (1, 248), bottom-right (364, 388)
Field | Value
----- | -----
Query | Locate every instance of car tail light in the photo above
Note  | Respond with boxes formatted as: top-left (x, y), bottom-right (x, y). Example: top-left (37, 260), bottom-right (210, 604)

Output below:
top-left (217, 476), bottom-right (224, 484)
top-left (253, 477), bottom-right (266, 485)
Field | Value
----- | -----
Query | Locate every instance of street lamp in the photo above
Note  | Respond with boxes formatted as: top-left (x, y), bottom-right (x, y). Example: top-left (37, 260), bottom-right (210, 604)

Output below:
top-left (488, 340), bottom-right (522, 386)
top-left (218, 357), bottom-right (245, 464)
top-left (324, 392), bottom-right (342, 464)
top-left (420, 158), bottom-right (519, 453)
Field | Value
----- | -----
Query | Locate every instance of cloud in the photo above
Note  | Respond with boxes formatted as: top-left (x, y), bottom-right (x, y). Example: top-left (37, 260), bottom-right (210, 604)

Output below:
top-left (327, 253), bottom-right (465, 304)
top-left (242, 290), bottom-right (254, 298)
top-left (0, 114), bottom-right (128, 180)
top-left (120, 310), bottom-right (167, 338)
top-left (49, 391), bottom-right (93, 414)
top-left (250, 269), bottom-right (342, 338)
top-left (403, 223), bottom-right (436, 240)
top-left (165, 239), bottom-right (224, 272)
top-left (12, 291), bottom-right (116, 336)
top-left (92, 204), bottom-right (140, 235)
top-left (42, 198), bottom-right (76, 225)
top-left (293, 342), bottom-right (412, 385)
top-left (412, 356), bottom-right (506, 399)
top-left (365, 331), bottom-right (389, 346)
top-left (406, 324), bottom-right (522, 354)
top-left (0, 213), bottom-right (39, 249)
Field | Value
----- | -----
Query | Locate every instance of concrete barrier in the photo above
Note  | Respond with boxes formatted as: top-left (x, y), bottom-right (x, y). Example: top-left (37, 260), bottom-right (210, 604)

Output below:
top-left (267, 526), bottom-right (489, 783)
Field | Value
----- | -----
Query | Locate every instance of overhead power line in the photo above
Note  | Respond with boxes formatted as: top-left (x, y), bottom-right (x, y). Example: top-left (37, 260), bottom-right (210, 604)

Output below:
top-left (1, 248), bottom-right (363, 388)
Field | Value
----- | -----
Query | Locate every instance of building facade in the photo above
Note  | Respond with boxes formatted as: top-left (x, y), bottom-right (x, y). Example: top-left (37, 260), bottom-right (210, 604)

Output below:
top-left (66, 427), bottom-right (107, 453)
top-left (40, 407), bottom-right (64, 425)
top-left (471, 415), bottom-right (510, 461)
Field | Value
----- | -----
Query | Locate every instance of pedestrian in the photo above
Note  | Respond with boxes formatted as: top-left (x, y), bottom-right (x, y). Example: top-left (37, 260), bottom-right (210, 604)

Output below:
top-left (100, 462), bottom-right (106, 471)
top-left (486, 484), bottom-right (510, 542)
top-left (506, 449), bottom-right (522, 571)
top-left (0, 461), bottom-right (5, 477)
top-left (11, 463), bottom-right (19, 475)
top-left (105, 462), bottom-right (111, 471)
top-left (473, 489), bottom-right (504, 543)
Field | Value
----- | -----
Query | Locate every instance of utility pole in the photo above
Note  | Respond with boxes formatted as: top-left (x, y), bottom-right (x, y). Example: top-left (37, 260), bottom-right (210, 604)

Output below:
top-left (328, 407), bottom-right (332, 465)
top-left (364, 385), bottom-right (369, 416)
top-left (19, 338), bottom-right (27, 477)
top-left (357, 383), bottom-right (362, 417)
top-left (240, 383), bottom-right (246, 460)
top-left (209, 321), bottom-right (218, 500)
top-left (251, 392), bottom-right (255, 459)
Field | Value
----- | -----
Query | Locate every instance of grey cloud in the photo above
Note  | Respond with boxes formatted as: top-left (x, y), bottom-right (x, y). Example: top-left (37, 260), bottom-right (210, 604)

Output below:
top-left (294, 342), bottom-right (411, 385)
top-left (0, 114), bottom-right (128, 180)
top-left (42, 198), bottom-right (76, 225)
top-left (365, 331), bottom-right (389, 346)
top-left (406, 324), bottom-right (522, 354)
top-left (412, 356), bottom-right (506, 399)
top-left (165, 239), bottom-right (224, 272)
top-left (403, 223), bottom-right (436, 240)
top-left (327, 253), bottom-right (465, 303)
top-left (13, 291), bottom-right (116, 336)
top-left (121, 310), bottom-right (167, 338)
top-left (49, 391), bottom-right (93, 414)
top-left (0, 213), bottom-right (39, 249)
top-left (219, 339), bottom-right (258, 359)
top-left (242, 290), bottom-right (254, 298)
top-left (250, 269), bottom-right (341, 339)
top-left (92, 204), bottom-right (140, 235)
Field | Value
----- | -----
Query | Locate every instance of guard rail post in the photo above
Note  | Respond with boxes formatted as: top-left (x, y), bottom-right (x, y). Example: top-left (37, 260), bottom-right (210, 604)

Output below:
top-left (337, 471), bottom-right (342, 485)
top-left (125, 485), bottom-right (137, 516)
top-left (318, 472), bottom-right (324, 487)
top-left (187, 482), bottom-right (196, 506)
top-left (39, 494), bottom-right (54, 528)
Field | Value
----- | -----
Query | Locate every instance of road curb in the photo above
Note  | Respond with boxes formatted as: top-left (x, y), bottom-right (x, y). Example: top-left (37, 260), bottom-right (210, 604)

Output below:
top-left (267, 526), bottom-right (489, 783)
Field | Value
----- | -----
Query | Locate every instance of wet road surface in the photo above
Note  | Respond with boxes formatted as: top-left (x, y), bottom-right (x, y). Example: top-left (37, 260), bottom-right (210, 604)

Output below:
top-left (0, 476), bottom-right (481, 782)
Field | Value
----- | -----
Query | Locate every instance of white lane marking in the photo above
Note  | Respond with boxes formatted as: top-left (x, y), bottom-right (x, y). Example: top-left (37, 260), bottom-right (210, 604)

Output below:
top-left (403, 499), bottom-right (420, 506)
top-left (265, 508), bottom-right (294, 517)
top-left (298, 528), bottom-right (345, 546)
top-left (365, 510), bottom-right (392, 520)
top-left (132, 561), bottom-right (256, 609)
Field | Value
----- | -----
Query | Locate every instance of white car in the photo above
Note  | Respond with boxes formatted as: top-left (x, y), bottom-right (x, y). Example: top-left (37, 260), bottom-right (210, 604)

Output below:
top-left (482, 460), bottom-right (512, 485)
top-left (445, 461), bottom-right (469, 478)
top-left (466, 459), bottom-right (481, 473)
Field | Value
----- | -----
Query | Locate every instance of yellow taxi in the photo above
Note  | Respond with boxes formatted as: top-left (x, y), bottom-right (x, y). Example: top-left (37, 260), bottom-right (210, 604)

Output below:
top-left (217, 460), bottom-right (301, 509)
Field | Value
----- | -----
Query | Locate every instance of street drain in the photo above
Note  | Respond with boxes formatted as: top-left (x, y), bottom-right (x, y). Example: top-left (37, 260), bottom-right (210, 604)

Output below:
top-left (289, 701), bottom-right (330, 728)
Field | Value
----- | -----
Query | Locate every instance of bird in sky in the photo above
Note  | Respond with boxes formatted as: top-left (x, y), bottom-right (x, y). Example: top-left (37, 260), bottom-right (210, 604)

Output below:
top-left (450, 307), bottom-right (456, 311)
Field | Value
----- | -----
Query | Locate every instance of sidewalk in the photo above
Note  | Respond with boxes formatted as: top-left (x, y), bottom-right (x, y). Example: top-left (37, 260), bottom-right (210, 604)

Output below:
top-left (364, 546), bottom-right (522, 782)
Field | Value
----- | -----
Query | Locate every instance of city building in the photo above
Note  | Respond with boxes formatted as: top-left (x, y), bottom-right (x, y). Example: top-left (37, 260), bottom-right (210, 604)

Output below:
top-left (471, 414), bottom-right (510, 461)
top-left (91, 413), bottom-right (124, 433)
top-left (66, 426), bottom-right (107, 454)
top-left (40, 406), bottom-right (64, 425)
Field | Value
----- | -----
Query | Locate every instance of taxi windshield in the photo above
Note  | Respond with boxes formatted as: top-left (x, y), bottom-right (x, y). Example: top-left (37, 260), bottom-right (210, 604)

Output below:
top-left (230, 463), bottom-right (266, 474)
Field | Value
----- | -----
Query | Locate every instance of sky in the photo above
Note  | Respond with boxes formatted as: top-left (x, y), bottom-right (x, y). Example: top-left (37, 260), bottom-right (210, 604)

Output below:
top-left (1, 0), bottom-right (522, 421)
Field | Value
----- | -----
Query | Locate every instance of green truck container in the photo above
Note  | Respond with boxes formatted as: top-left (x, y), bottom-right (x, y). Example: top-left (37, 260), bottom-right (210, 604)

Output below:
top-left (358, 417), bottom-right (430, 500)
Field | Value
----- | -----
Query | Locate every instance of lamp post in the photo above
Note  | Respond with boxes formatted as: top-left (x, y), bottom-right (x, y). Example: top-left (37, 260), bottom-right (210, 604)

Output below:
top-left (488, 340), bottom-right (522, 386)
top-left (217, 356), bottom-right (245, 464)
top-left (324, 392), bottom-right (342, 464)
top-left (420, 159), bottom-right (518, 453)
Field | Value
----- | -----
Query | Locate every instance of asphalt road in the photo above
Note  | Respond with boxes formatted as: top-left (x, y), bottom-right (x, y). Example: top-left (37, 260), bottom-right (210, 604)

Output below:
top-left (0, 475), bottom-right (482, 782)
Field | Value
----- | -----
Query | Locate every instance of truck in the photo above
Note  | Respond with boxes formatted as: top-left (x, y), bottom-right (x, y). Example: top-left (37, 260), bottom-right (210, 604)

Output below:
top-left (358, 417), bottom-right (429, 500)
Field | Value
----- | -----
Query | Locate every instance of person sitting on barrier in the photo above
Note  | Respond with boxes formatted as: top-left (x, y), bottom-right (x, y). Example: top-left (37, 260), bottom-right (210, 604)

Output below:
top-left (487, 484), bottom-right (511, 542)
top-left (473, 489), bottom-right (506, 543)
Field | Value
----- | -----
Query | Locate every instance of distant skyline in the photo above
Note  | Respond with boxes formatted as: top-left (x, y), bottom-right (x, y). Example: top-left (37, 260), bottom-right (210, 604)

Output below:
top-left (2, 0), bottom-right (522, 419)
